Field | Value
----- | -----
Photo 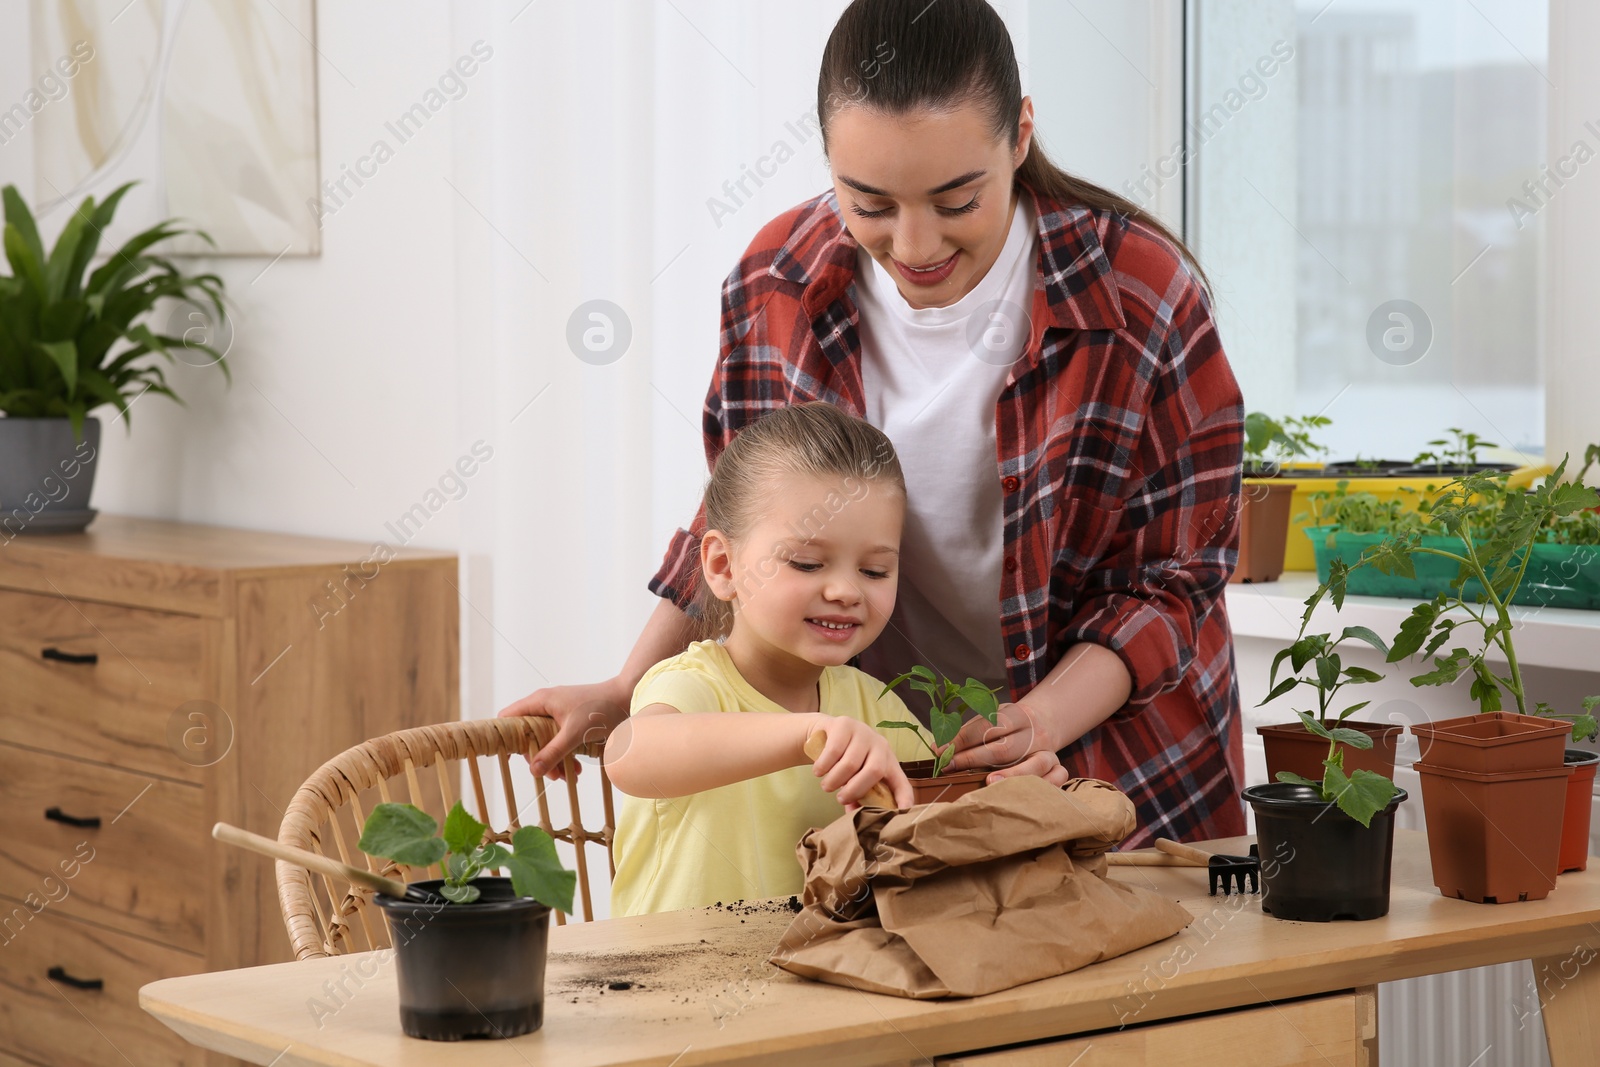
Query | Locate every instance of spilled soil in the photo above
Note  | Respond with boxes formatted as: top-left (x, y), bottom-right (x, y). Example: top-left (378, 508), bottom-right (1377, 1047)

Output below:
top-left (544, 898), bottom-right (804, 1023)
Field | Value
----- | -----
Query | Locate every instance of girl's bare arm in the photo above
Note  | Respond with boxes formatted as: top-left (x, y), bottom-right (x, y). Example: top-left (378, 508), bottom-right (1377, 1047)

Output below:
top-left (605, 708), bottom-right (913, 807)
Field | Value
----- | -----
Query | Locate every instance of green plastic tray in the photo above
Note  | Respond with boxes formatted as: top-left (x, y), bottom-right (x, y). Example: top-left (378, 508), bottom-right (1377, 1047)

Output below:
top-left (1304, 525), bottom-right (1600, 610)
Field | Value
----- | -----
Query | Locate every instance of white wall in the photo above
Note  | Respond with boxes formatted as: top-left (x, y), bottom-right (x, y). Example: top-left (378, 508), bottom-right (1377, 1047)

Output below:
top-left (1, 2), bottom-right (470, 548)
top-left (1546, 0), bottom-right (1600, 473)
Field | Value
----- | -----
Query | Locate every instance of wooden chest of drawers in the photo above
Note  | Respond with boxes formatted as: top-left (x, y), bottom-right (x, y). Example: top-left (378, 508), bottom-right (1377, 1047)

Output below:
top-left (0, 515), bottom-right (458, 1067)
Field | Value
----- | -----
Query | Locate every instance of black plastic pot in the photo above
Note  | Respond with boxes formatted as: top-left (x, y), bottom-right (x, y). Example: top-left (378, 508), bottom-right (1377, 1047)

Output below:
top-left (372, 878), bottom-right (550, 1040)
top-left (1242, 783), bottom-right (1408, 922)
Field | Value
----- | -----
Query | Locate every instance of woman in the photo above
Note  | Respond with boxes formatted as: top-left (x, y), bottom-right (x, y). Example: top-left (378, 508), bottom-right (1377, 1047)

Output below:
top-left (503, 0), bottom-right (1246, 845)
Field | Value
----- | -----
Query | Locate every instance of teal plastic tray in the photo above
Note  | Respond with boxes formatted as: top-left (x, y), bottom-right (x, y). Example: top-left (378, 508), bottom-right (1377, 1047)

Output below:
top-left (1304, 525), bottom-right (1600, 610)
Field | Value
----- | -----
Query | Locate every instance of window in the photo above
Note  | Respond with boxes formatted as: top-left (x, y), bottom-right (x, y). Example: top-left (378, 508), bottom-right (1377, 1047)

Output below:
top-left (1189, 0), bottom-right (1549, 461)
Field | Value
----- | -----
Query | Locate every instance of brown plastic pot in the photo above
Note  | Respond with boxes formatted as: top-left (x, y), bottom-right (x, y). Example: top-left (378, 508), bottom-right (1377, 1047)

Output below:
top-left (901, 759), bottom-right (989, 805)
top-left (1408, 712), bottom-right (1571, 773)
top-left (1258, 721), bottom-right (1403, 782)
top-left (1559, 749), bottom-right (1599, 874)
top-left (1413, 762), bottom-right (1568, 903)
top-left (1231, 480), bottom-right (1298, 584)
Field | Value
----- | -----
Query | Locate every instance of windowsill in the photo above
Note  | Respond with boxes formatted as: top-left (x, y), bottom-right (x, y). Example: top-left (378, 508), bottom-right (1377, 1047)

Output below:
top-left (1226, 571), bottom-right (1600, 671)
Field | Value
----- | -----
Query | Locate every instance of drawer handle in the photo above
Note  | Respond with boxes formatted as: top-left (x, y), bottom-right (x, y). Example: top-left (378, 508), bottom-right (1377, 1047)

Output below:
top-left (45, 807), bottom-right (101, 830)
top-left (41, 647), bottom-right (98, 666)
top-left (47, 966), bottom-right (104, 991)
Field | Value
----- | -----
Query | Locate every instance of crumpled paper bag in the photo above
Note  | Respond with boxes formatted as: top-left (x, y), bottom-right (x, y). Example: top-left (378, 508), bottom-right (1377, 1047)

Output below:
top-left (769, 776), bottom-right (1193, 998)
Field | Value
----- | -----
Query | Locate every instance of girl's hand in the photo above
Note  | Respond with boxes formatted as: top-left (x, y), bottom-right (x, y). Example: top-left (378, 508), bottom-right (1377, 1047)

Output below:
top-left (944, 701), bottom-right (1070, 786)
top-left (805, 717), bottom-right (914, 810)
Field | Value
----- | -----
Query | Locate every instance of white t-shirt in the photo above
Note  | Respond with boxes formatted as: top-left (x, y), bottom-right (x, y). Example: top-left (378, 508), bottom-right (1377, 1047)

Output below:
top-left (852, 192), bottom-right (1039, 703)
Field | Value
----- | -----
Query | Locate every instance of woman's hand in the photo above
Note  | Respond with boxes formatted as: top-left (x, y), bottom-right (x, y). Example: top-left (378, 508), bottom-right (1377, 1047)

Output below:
top-left (497, 678), bottom-right (631, 780)
top-left (805, 718), bottom-right (914, 810)
top-left (943, 701), bottom-right (1071, 786)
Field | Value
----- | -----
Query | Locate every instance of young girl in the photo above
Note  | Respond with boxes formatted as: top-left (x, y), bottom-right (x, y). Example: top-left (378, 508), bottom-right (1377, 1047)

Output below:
top-left (604, 402), bottom-right (926, 916)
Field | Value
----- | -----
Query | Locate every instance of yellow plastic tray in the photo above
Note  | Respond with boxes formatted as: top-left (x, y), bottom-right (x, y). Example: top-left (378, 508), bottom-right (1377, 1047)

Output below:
top-left (1249, 463), bottom-right (1550, 573)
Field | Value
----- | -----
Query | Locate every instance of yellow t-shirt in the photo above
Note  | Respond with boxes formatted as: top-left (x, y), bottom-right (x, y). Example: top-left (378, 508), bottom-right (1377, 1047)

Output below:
top-left (609, 639), bottom-right (926, 917)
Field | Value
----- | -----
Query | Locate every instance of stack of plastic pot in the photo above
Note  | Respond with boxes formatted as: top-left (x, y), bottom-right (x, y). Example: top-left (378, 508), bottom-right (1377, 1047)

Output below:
top-left (1410, 712), bottom-right (1576, 903)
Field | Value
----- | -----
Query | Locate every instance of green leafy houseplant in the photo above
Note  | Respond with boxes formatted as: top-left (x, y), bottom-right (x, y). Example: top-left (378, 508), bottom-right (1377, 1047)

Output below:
top-left (1261, 627), bottom-right (1399, 827)
top-left (1307, 456), bottom-right (1600, 743)
top-left (358, 800), bottom-right (575, 910)
top-left (876, 665), bottom-right (1003, 777)
top-left (1, 182), bottom-right (229, 437)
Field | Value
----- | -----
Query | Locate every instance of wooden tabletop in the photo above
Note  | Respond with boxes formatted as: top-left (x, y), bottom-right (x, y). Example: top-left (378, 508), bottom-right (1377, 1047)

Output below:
top-left (142, 831), bottom-right (1600, 1067)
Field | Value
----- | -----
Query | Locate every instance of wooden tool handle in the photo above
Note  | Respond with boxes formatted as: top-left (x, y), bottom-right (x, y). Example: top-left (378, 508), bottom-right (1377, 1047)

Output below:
top-left (1105, 850), bottom-right (1206, 867)
top-left (1153, 838), bottom-right (1215, 865)
top-left (802, 731), bottom-right (899, 809)
top-left (212, 822), bottom-right (410, 898)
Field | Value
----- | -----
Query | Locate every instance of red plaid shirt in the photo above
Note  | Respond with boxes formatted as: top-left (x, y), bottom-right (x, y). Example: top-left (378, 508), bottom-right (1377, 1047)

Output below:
top-left (650, 189), bottom-right (1246, 846)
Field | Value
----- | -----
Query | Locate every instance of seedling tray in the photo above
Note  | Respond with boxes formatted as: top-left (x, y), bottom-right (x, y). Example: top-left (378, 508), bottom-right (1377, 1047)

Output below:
top-left (1277, 463), bottom-right (1546, 572)
top-left (1304, 526), bottom-right (1600, 610)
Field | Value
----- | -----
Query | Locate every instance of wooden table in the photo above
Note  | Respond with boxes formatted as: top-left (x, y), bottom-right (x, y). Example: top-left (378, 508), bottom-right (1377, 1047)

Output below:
top-left (141, 831), bottom-right (1600, 1067)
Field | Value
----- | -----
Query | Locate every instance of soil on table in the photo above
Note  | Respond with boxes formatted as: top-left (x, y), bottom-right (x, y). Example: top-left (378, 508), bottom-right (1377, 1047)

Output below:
top-left (544, 898), bottom-right (804, 1025)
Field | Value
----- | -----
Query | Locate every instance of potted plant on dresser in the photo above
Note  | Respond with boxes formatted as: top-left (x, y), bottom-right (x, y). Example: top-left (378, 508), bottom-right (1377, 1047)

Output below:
top-left (877, 665), bottom-right (1003, 804)
top-left (1308, 455), bottom-right (1600, 902)
top-left (1234, 412), bottom-right (1330, 583)
top-left (0, 183), bottom-right (229, 533)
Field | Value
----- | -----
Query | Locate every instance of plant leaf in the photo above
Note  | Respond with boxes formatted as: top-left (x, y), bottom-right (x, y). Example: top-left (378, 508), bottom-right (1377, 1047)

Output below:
top-left (505, 826), bottom-right (576, 913)
top-left (441, 801), bottom-right (487, 856)
top-left (475, 843), bottom-right (512, 870)
top-left (440, 882), bottom-right (480, 904)
top-left (35, 339), bottom-right (77, 393)
top-left (1290, 634), bottom-right (1325, 673)
top-left (1410, 648), bottom-right (1472, 688)
top-left (1274, 771), bottom-right (1322, 788)
top-left (929, 705), bottom-right (963, 750)
top-left (1316, 652), bottom-right (1341, 691)
top-left (1328, 767), bottom-right (1397, 829)
top-left (1341, 666), bottom-right (1384, 684)
top-left (957, 678), bottom-right (1001, 721)
top-left (1339, 625), bottom-right (1390, 657)
top-left (1297, 710), bottom-right (1334, 740)
top-left (1389, 599), bottom-right (1441, 662)
top-left (1327, 726), bottom-right (1375, 750)
top-left (357, 803), bottom-right (447, 867)
top-left (1259, 675), bottom-right (1300, 706)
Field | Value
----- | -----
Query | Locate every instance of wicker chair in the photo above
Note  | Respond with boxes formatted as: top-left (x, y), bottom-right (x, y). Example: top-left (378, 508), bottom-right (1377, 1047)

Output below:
top-left (275, 716), bottom-right (615, 960)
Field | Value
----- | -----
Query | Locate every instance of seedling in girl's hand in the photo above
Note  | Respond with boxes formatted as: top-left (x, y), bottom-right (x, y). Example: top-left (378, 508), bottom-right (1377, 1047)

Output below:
top-left (358, 800), bottom-right (575, 910)
top-left (876, 665), bottom-right (1003, 776)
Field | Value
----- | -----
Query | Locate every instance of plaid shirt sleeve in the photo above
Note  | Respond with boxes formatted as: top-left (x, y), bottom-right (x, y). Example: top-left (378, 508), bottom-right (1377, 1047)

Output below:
top-left (1054, 250), bottom-right (1244, 713)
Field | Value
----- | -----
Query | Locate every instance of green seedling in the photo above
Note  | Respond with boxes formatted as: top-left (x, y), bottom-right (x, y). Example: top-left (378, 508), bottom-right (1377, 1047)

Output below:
top-left (877, 665), bottom-right (1003, 777)
top-left (1243, 412), bottom-right (1332, 475)
top-left (358, 800), bottom-right (576, 909)
top-left (1274, 712), bottom-right (1400, 828)
top-left (1261, 627), bottom-right (1398, 827)
top-left (1412, 427), bottom-right (1497, 472)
